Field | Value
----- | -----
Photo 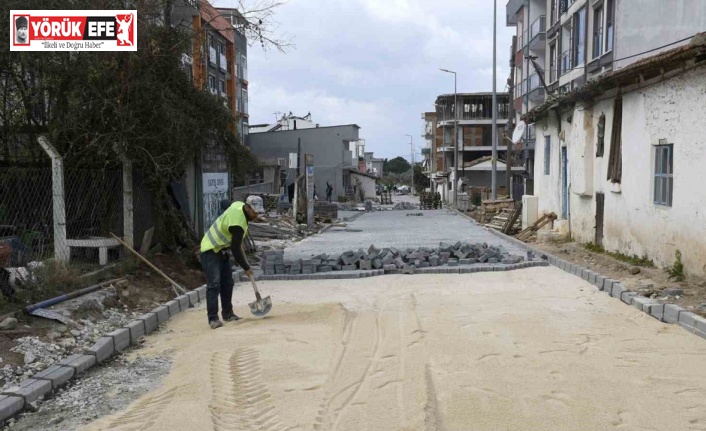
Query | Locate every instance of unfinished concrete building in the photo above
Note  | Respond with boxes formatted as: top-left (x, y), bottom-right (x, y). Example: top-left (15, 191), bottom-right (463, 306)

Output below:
top-left (432, 92), bottom-right (514, 205)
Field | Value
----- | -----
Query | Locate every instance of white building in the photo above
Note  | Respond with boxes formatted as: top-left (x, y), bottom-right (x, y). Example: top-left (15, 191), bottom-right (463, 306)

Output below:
top-left (528, 31), bottom-right (706, 277)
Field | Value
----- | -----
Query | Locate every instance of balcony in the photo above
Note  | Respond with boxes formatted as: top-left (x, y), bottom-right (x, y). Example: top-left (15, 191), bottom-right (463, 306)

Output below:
top-left (435, 94), bottom-right (511, 125)
top-left (527, 73), bottom-right (545, 102)
top-left (528, 16), bottom-right (546, 51)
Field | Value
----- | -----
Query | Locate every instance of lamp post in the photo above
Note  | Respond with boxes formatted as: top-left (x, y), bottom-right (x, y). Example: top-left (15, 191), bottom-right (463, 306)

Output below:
top-left (405, 134), bottom-right (414, 195)
top-left (491, 0), bottom-right (498, 200)
top-left (440, 68), bottom-right (457, 208)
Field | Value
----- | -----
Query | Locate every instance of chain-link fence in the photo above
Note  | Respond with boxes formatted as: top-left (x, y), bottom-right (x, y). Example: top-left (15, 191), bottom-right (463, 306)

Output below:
top-left (0, 165), bottom-right (124, 268)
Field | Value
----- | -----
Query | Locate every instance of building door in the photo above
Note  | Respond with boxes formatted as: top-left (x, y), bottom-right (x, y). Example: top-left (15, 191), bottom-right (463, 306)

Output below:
top-left (561, 146), bottom-right (568, 219)
top-left (595, 192), bottom-right (605, 247)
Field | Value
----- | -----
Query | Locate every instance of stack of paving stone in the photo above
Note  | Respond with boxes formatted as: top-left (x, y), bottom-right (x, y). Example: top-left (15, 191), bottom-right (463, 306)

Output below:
top-left (256, 242), bottom-right (528, 277)
top-left (261, 250), bottom-right (286, 275)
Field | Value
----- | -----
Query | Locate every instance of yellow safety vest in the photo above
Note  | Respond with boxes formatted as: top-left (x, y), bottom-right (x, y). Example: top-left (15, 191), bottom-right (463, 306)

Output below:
top-left (200, 201), bottom-right (249, 253)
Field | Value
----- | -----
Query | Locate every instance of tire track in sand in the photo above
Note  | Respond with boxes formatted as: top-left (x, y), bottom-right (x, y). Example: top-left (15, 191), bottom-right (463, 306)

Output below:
top-left (209, 349), bottom-right (289, 431)
top-left (106, 386), bottom-right (181, 431)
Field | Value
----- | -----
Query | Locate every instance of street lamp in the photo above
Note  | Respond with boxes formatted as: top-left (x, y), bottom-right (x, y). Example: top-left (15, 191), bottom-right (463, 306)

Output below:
top-left (405, 134), bottom-right (414, 195)
top-left (440, 68), bottom-right (458, 208)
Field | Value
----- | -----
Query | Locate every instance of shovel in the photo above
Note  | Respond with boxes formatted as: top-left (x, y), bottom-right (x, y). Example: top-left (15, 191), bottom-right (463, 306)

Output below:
top-left (248, 274), bottom-right (272, 317)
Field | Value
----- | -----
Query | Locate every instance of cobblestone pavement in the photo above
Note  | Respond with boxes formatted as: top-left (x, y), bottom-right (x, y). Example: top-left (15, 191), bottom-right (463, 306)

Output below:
top-left (286, 209), bottom-right (525, 259)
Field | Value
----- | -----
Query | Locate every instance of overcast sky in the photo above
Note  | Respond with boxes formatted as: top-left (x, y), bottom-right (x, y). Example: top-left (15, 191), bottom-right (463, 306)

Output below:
top-left (213, 0), bottom-right (514, 162)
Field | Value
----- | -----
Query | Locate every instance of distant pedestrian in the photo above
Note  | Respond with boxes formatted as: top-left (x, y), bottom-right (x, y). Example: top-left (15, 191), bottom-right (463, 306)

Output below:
top-left (326, 182), bottom-right (333, 203)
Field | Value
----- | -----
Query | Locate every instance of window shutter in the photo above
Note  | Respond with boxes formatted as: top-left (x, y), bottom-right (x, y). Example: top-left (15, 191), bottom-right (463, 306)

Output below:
top-left (607, 96), bottom-right (622, 183)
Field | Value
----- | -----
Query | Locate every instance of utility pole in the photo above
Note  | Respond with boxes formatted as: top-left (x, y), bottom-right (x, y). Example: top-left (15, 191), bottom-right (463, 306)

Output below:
top-left (491, 0), bottom-right (498, 200)
top-left (405, 134), bottom-right (414, 195)
top-left (440, 68), bottom-right (458, 207)
top-left (507, 35), bottom-right (516, 199)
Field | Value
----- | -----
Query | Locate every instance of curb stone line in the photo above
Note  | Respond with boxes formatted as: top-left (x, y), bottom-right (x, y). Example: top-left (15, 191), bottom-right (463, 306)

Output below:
top-left (0, 285), bottom-right (206, 424)
top-left (477, 214), bottom-right (706, 343)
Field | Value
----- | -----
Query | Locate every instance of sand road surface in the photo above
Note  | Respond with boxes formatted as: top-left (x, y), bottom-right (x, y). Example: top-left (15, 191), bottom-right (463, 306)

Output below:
top-left (81, 268), bottom-right (706, 431)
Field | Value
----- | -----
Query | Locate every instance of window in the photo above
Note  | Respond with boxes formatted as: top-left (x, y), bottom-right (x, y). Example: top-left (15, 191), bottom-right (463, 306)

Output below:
top-left (219, 79), bottom-right (225, 94)
top-left (593, 6), bottom-right (603, 59)
top-left (654, 143), bottom-right (673, 206)
top-left (605, 0), bottom-right (614, 52)
top-left (242, 88), bottom-right (248, 113)
top-left (544, 136), bottom-right (551, 175)
top-left (241, 55), bottom-right (247, 80)
top-left (551, 0), bottom-right (558, 23)
top-left (218, 42), bottom-right (225, 55)
top-left (572, 7), bottom-right (586, 67)
top-left (549, 42), bottom-right (558, 82)
top-left (208, 74), bottom-right (216, 93)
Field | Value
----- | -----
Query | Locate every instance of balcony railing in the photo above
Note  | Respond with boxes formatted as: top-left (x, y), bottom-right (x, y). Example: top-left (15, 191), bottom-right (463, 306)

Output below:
top-left (528, 73), bottom-right (541, 92)
top-left (529, 16), bottom-right (546, 40)
top-left (560, 50), bottom-right (571, 76)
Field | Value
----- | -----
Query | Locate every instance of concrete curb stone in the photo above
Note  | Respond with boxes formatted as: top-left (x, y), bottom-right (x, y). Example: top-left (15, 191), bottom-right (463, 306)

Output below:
top-left (165, 300), bottom-right (180, 316)
top-left (0, 395), bottom-right (24, 423)
top-left (176, 294), bottom-right (191, 310)
top-left (196, 285), bottom-right (207, 301)
top-left (152, 305), bottom-right (170, 324)
top-left (126, 320), bottom-right (146, 344)
top-left (86, 337), bottom-right (114, 363)
top-left (57, 354), bottom-right (95, 374)
top-left (663, 304), bottom-right (684, 324)
top-left (31, 365), bottom-right (74, 390)
top-left (138, 313), bottom-right (159, 335)
top-left (186, 291), bottom-right (199, 306)
top-left (650, 304), bottom-right (665, 321)
top-left (632, 296), bottom-right (660, 313)
top-left (108, 328), bottom-right (131, 353)
top-left (1, 378), bottom-right (52, 404)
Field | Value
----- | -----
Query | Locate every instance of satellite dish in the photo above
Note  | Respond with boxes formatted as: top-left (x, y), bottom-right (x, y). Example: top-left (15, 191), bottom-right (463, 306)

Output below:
top-left (512, 121), bottom-right (526, 144)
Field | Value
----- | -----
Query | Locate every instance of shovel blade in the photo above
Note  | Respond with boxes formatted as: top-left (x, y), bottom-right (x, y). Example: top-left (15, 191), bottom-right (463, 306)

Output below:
top-left (248, 295), bottom-right (272, 317)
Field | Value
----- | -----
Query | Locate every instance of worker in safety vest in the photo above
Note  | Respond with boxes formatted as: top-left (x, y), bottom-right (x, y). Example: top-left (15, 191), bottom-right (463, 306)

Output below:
top-left (199, 200), bottom-right (260, 329)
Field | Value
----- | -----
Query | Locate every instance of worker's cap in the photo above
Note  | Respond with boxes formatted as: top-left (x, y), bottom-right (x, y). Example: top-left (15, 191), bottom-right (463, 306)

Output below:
top-left (15, 16), bottom-right (28, 29)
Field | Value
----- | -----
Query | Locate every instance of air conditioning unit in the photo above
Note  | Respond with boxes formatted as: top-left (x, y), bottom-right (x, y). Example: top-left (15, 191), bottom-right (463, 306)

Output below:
top-left (277, 158), bottom-right (287, 166)
top-left (181, 53), bottom-right (193, 65)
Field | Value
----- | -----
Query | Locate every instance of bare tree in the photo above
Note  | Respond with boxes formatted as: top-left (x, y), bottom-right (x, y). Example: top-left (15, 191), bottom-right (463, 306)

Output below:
top-left (231, 0), bottom-right (293, 52)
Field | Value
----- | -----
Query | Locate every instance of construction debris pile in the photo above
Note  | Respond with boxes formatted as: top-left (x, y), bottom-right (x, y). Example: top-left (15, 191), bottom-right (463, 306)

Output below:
top-left (258, 242), bottom-right (531, 276)
top-left (392, 201), bottom-right (418, 210)
top-left (248, 218), bottom-right (323, 241)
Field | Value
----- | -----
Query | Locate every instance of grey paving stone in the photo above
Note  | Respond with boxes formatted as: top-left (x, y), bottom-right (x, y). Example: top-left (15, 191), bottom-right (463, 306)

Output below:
top-left (678, 312), bottom-right (698, 333)
top-left (126, 320), bottom-right (146, 344)
top-left (663, 304), bottom-right (684, 324)
top-left (32, 365), bottom-right (74, 389)
top-left (166, 300), bottom-right (180, 316)
top-left (693, 315), bottom-right (706, 333)
top-left (602, 279), bottom-right (615, 292)
top-left (610, 283), bottom-right (627, 299)
top-left (87, 337), bottom-right (114, 363)
top-left (109, 328), bottom-right (131, 352)
top-left (0, 395), bottom-right (24, 423)
top-left (621, 291), bottom-right (638, 305)
top-left (632, 296), bottom-right (660, 313)
top-left (594, 275), bottom-right (606, 289)
top-left (588, 272), bottom-right (597, 284)
top-left (137, 313), bottom-right (158, 335)
top-left (153, 305), bottom-right (170, 324)
top-left (650, 304), bottom-right (665, 321)
top-left (2, 378), bottom-right (52, 404)
top-left (196, 285), bottom-right (207, 301)
top-left (187, 291), bottom-right (199, 306)
top-left (57, 354), bottom-right (95, 374)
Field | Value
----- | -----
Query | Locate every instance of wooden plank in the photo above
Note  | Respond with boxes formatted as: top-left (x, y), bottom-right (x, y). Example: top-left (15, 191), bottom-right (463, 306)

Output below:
top-left (140, 227), bottom-right (155, 256)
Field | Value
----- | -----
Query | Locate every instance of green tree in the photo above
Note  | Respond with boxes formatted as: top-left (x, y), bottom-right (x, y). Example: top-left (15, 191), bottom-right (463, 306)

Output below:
top-left (384, 156), bottom-right (411, 174)
top-left (413, 164), bottom-right (428, 193)
top-left (0, 0), bottom-right (261, 250)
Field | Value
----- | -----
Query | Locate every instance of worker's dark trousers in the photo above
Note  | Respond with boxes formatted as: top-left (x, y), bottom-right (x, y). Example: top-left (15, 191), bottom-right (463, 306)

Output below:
top-left (200, 250), bottom-right (235, 322)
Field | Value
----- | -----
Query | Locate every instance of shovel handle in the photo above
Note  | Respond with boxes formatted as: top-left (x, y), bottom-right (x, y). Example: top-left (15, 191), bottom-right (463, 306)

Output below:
top-left (249, 274), bottom-right (262, 301)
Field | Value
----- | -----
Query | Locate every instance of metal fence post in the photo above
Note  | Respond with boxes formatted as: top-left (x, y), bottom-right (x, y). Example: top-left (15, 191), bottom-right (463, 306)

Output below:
top-left (37, 136), bottom-right (69, 262)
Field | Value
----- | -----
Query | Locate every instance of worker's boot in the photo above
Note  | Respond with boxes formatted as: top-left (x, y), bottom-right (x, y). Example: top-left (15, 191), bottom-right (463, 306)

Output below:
top-left (209, 320), bottom-right (223, 329)
top-left (223, 314), bottom-right (241, 322)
